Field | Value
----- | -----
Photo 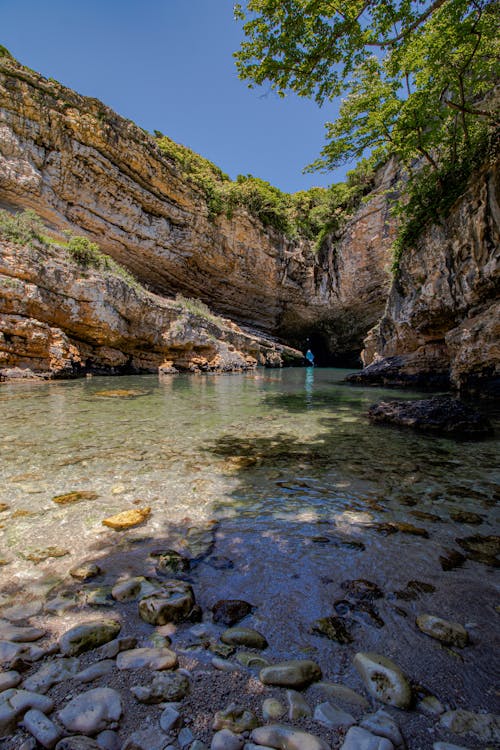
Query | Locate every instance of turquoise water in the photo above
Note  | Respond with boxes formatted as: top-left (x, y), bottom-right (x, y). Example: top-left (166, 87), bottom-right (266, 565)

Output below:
top-left (0, 368), bottom-right (498, 726)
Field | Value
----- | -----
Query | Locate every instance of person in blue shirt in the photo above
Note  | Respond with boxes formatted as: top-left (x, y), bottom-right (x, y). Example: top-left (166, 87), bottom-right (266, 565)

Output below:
top-left (305, 349), bottom-right (315, 366)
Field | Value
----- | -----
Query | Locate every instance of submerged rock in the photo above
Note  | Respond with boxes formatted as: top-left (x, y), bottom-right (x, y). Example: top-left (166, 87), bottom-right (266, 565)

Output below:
top-left (102, 507), bottom-right (151, 530)
top-left (212, 600), bottom-right (253, 626)
top-left (416, 614), bottom-right (469, 647)
top-left (440, 709), bottom-right (500, 743)
top-left (353, 652), bottom-right (412, 708)
top-left (153, 549), bottom-right (191, 576)
top-left (69, 564), bottom-right (102, 581)
top-left (367, 397), bottom-right (493, 438)
top-left (311, 616), bottom-right (353, 644)
top-left (138, 581), bottom-right (196, 625)
top-left (213, 704), bottom-right (259, 733)
top-left (221, 627), bottom-right (268, 650)
top-left (341, 579), bottom-right (384, 601)
top-left (439, 549), bottom-right (466, 571)
top-left (52, 491), bottom-right (98, 505)
top-left (455, 534), bottom-right (500, 566)
top-left (259, 660), bottom-right (322, 689)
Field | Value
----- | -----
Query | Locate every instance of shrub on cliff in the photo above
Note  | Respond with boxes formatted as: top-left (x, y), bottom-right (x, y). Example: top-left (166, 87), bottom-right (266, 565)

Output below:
top-left (0, 209), bottom-right (45, 246)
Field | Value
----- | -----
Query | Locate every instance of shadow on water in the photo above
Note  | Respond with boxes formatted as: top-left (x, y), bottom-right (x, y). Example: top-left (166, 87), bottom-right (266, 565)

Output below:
top-left (0, 370), bottom-right (498, 748)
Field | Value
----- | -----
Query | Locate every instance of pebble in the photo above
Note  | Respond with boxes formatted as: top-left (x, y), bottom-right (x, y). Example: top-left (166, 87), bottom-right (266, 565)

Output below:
top-left (0, 620), bottom-right (46, 642)
top-left (341, 726), bottom-right (394, 750)
top-left (59, 620), bottom-right (121, 656)
top-left (251, 724), bottom-right (329, 750)
top-left (221, 627), bottom-right (268, 650)
top-left (24, 658), bottom-right (81, 693)
top-left (95, 636), bottom-right (137, 660)
top-left (76, 660), bottom-right (115, 683)
top-left (314, 702), bottom-right (355, 728)
top-left (58, 687), bottom-right (122, 735)
top-left (0, 688), bottom-right (54, 734)
top-left (178, 727), bottom-right (195, 748)
top-left (55, 738), bottom-right (102, 750)
top-left (111, 577), bottom-right (146, 602)
top-left (286, 690), bottom-right (311, 720)
top-left (313, 681), bottom-right (369, 709)
top-left (122, 728), bottom-right (170, 750)
top-left (259, 660), bottom-right (322, 689)
top-left (131, 671), bottom-right (190, 703)
top-left (44, 595), bottom-right (79, 615)
top-left (117, 647), bottom-right (178, 670)
top-left (353, 652), bottom-right (412, 708)
top-left (212, 657), bottom-right (240, 672)
top-left (0, 669), bottom-right (21, 691)
top-left (70, 564), bottom-right (102, 582)
top-left (159, 705), bottom-right (182, 732)
top-left (440, 709), bottom-right (500, 743)
top-left (96, 730), bottom-right (121, 750)
top-left (236, 652), bottom-right (268, 669)
top-left (417, 695), bottom-right (444, 716)
top-left (23, 708), bottom-right (62, 748)
top-left (262, 698), bottom-right (285, 721)
top-left (213, 704), bottom-right (259, 732)
top-left (360, 709), bottom-right (404, 747)
top-left (2, 602), bottom-right (42, 621)
top-left (139, 581), bottom-right (196, 625)
top-left (211, 729), bottom-right (244, 750)
top-left (0, 640), bottom-right (30, 664)
top-left (416, 614), bottom-right (469, 647)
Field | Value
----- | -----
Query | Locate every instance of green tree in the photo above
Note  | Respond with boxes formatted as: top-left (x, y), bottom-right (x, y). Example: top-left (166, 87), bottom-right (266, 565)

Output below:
top-left (234, 1), bottom-right (499, 174)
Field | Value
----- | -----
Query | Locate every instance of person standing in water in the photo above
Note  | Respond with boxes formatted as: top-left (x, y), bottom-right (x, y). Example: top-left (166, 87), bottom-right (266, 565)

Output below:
top-left (305, 348), bottom-right (315, 366)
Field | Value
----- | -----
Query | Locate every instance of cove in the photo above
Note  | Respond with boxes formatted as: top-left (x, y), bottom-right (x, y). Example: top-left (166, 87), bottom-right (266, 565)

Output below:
top-left (0, 369), bottom-right (498, 747)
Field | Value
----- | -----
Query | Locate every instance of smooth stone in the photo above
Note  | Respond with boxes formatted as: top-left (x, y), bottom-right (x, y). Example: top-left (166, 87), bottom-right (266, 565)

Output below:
top-left (159, 705), bottom-right (182, 732)
top-left (0, 620), bottom-right (46, 642)
top-left (212, 600), bottom-right (253, 626)
top-left (314, 702), bottom-right (355, 728)
top-left (286, 690), bottom-right (311, 720)
top-left (23, 708), bottom-right (62, 748)
top-left (212, 657), bottom-right (240, 672)
top-left (341, 726), bottom-right (394, 750)
top-left (236, 652), bottom-right (269, 669)
top-left (117, 647), bottom-right (178, 671)
top-left (0, 669), bottom-right (21, 691)
top-left (102, 507), bottom-right (151, 530)
top-left (0, 689), bottom-right (54, 734)
top-left (353, 652), bottom-right (412, 708)
top-left (440, 709), bottom-right (500, 742)
top-left (52, 491), bottom-right (99, 505)
top-left (60, 620), bottom-right (121, 656)
top-left (58, 687), bottom-right (122, 735)
top-left (139, 581), bottom-right (196, 625)
top-left (360, 709), bottom-right (404, 747)
top-left (111, 578), bottom-right (145, 602)
top-left (96, 730), bottom-right (121, 750)
top-left (259, 660), bottom-right (322, 689)
top-left (56, 739), bottom-right (102, 750)
top-left (221, 628), bottom-right (268, 650)
top-left (209, 640), bottom-right (236, 659)
top-left (244, 745), bottom-right (274, 750)
top-left (213, 704), bottom-right (259, 732)
top-left (416, 615), bottom-right (468, 648)
top-left (19, 739), bottom-right (37, 750)
top-left (24, 657), bottom-right (80, 693)
top-left (262, 698), bottom-right (286, 721)
top-left (96, 636), bottom-right (137, 660)
top-left (433, 744), bottom-right (471, 750)
top-left (122, 728), bottom-right (170, 750)
top-left (70, 564), bottom-right (102, 582)
top-left (2, 601), bottom-right (42, 621)
top-left (0, 640), bottom-right (30, 663)
top-left (131, 672), bottom-right (190, 704)
top-left (251, 724), bottom-right (329, 750)
top-left (44, 595), bottom-right (79, 615)
top-left (314, 681), bottom-right (369, 709)
top-left (211, 729), bottom-right (244, 750)
top-left (190, 742), bottom-right (209, 750)
top-left (76, 660), bottom-right (115, 683)
top-left (178, 727), bottom-right (195, 748)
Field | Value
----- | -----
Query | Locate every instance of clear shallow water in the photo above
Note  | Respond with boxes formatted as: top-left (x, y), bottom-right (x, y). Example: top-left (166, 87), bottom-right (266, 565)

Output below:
top-left (0, 369), bottom-right (499, 736)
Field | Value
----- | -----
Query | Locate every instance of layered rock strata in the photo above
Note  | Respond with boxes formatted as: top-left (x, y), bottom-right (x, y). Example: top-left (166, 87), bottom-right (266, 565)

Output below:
top-left (0, 56), bottom-right (395, 362)
top-left (0, 239), bottom-right (300, 379)
top-left (352, 161), bottom-right (500, 396)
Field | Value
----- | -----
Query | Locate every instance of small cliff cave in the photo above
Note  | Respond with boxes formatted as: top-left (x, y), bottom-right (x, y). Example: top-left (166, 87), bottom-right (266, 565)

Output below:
top-left (285, 326), bottom-right (363, 368)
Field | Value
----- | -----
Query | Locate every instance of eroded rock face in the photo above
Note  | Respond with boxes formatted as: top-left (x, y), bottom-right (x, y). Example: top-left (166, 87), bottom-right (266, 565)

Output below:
top-left (0, 240), bottom-right (300, 378)
top-left (357, 162), bottom-right (500, 396)
top-left (0, 57), bottom-right (395, 363)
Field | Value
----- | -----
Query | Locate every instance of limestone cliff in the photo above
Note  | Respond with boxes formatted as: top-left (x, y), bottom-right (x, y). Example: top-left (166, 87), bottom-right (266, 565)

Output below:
top-left (352, 161), bottom-right (500, 397)
top-left (0, 55), bottom-right (395, 365)
top-left (0, 238), bottom-right (300, 379)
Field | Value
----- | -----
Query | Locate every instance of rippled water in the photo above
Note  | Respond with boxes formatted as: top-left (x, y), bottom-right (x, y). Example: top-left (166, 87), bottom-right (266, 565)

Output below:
top-left (0, 369), bottom-right (498, 733)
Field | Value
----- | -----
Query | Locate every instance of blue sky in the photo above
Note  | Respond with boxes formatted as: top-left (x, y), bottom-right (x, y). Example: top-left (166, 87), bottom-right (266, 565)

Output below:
top-left (0, 0), bottom-right (349, 193)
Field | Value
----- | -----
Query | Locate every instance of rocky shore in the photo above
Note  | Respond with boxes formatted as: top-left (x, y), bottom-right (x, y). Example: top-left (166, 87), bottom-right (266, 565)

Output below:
top-left (1, 537), bottom-right (498, 750)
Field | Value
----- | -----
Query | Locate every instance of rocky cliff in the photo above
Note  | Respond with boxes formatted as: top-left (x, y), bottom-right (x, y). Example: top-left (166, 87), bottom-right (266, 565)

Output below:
top-left (0, 55), bottom-right (395, 366)
top-left (0, 237), bottom-right (300, 379)
top-left (352, 161), bottom-right (500, 397)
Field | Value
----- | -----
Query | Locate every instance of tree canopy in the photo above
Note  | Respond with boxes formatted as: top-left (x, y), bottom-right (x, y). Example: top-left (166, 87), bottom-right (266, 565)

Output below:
top-left (234, 1), bottom-right (499, 175)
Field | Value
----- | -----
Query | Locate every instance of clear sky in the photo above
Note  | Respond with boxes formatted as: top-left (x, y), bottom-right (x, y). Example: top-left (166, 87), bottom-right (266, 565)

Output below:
top-left (0, 0), bottom-right (349, 193)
